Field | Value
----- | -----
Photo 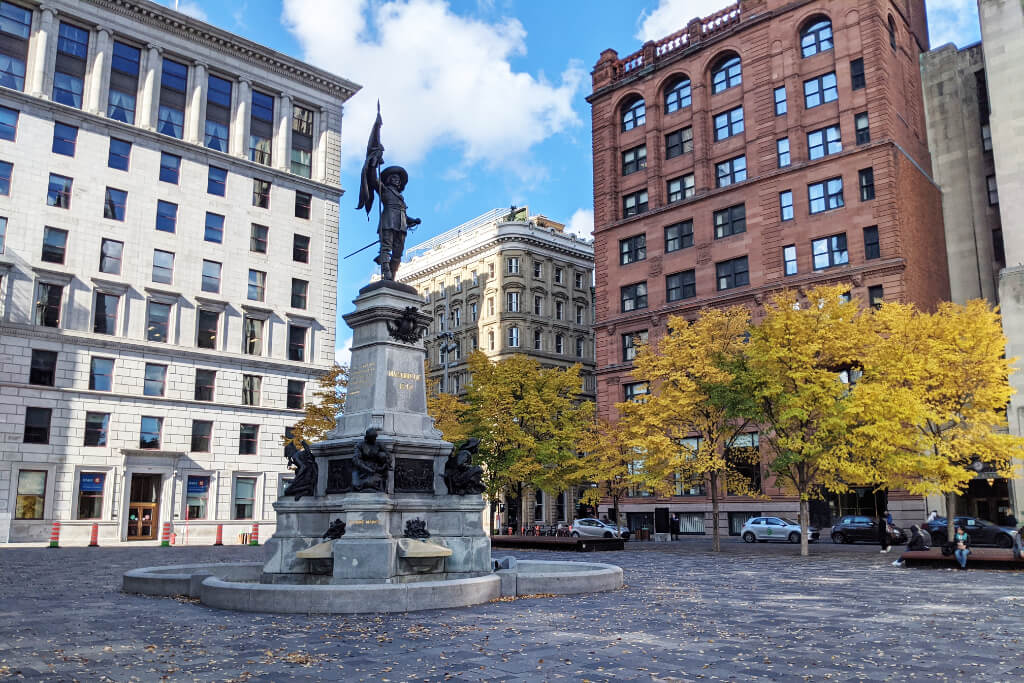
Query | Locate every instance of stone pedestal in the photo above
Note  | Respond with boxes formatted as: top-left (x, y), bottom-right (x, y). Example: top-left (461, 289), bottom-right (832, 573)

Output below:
top-left (263, 282), bottom-right (491, 585)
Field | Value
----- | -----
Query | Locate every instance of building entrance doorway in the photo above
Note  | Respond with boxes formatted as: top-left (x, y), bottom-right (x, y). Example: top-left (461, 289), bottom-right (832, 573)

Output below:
top-left (127, 474), bottom-right (161, 540)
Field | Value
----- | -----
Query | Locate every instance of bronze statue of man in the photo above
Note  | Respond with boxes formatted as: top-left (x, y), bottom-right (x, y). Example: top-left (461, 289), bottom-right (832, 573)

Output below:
top-left (374, 166), bottom-right (420, 280)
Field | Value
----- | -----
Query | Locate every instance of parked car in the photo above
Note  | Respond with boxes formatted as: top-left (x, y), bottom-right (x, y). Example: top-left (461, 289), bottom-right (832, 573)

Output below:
top-left (923, 516), bottom-right (1015, 548)
top-left (830, 515), bottom-right (908, 545)
top-left (740, 516), bottom-right (819, 544)
top-left (569, 518), bottom-right (630, 540)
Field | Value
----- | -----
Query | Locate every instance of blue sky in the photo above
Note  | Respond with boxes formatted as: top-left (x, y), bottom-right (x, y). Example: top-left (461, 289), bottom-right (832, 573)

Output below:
top-left (162, 0), bottom-right (982, 364)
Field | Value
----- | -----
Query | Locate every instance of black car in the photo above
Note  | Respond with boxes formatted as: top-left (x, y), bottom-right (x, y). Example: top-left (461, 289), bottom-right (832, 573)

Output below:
top-left (923, 516), bottom-right (1016, 548)
top-left (830, 515), bottom-right (907, 545)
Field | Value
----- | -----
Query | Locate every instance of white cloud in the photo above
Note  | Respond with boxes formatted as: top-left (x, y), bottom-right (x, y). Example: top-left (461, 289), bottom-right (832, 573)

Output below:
top-left (925, 0), bottom-right (980, 48)
top-left (335, 336), bottom-right (353, 367)
top-left (636, 0), bottom-right (725, 42)
top-left (566, 208), bottom-right (594, 240)
top-left (282, 0), bottom-right (583, 178)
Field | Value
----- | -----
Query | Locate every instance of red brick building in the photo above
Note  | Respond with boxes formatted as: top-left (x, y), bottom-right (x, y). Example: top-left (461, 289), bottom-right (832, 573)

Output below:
top-left (588, 0), bottom-right (949, 536)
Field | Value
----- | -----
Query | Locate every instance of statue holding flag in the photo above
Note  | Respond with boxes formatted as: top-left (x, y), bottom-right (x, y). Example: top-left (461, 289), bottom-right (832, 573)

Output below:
top-left (355, 103), bottom-right (421, 281)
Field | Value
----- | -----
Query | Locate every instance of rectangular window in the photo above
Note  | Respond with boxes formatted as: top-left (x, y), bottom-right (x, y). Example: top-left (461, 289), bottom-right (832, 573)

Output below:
top-left (42, 226), bottom-right (68, 263)
top-left (83, 415), bottom-right (109, 448)
top-left (623, 190), bottom-right (648, 217)
top-left (779, 190), bottom-right (794, 221)
top-left (207, 166), bottom-right (227, 195)
top-left (506, 256), bottom-right (520, 274)
top-left (0, 106), bottom-right (18, 139)
top-left (808, 177), bottom-right (844, 214)
top-left (89, 357), bottom-right (113, 391)
top-left (246, 269), bottom-right (267, 301)
top-left (807, 125), bottom-right (842, 160)
top-left (556, 301), bottom-right (565, 320)
top-left (508, 326), bottom-right (520, 348)
top-left (158, 58), bottom-right (187, 138)
top-left (777, 138), bottom-right (790, 167)
top-left (201, 260), bottom-right (221, 293)
top-left (715, 156), bottom-right (746, 187)
top-left (239, 424), bottom-right (259, 455)
top-left (250, 224), bottom-right (268, 253)
top-left (51, 122), bottom-right (77, 156)
top-left (868, 284), bottom-right (884, 309)
top-left (662, 221), bottom-right (693, 254)
top-left (623, 382), bottom-right (649, 403)
top-left (143, 363), bottom-right (166, 397)
top-left (859, 168), bottom-right (875, 201)
top-left (291, 278), bottom-right (308, 309)
top-left (855, 112), bottom-right (870, 144)
top-left (93, 292), bottom-right (119, 335)
top-left (146, 301), bottom-right (171, 342)
top-left (619, 234), bottom-right (646, 265)
top-left (242, 375), bottom-right (261, 406)
top-left (185, 475), bottom-right (210, 518)
top-left (152, 249), bottom-right (174, 284)
top-left (140, 416), bottom-right (162, 449)
top-left (803, 71), bottom-right (838, 108)
top-left (196, 309), bottom-right (219, 349)
top-left (774, 86), bottom-right (787, 115)
top-left (554, 267), bottom-right (564, 284)
top-left (621, 282), bottom-right (648, 312)
top-left (981, 123), bottom-right (992, 151)
top-left (53, 23), bottom-right (88, 108)
top-left (575, 272), bottom-right (584, 289)
top-left (716, 256), bottom-right (749, 291)
top-left (533, 261), bottom-right (543, 279)
top-left (533, 295), bottom-right (543, 315)
top-left (35, 282), bottom-right (63, 327)
top-left (667, 174), bottom-right (695, 203)
top-left (243, 316), bottom-right (264, 355)
top-left (0, 159), bottom-right (10, 195)
top-left (23, 408), bottom-right (51, 444)
top-left (250, 91), bottom-right (274, 164)
top-left (665, 126), bottom-right (693, 159)
top-left (47, 173), bottom-right (72, 208)
top-left (204, 74), bottom-right (231, 151)
top-left (29, 349), bottom-right (57, 386)
top-left (293, 234), bottom-right (310, 262)
top-left (159, 152), bottom-right (180, 184)
top-left (103, 187), bottom-right (127, 221)
top-left (204, 212), bottom-right (224, 243)
top-left (291, 105), bottom-right (314, 177)
top-left (864, 226), bottom-right (880, 260)
top-left (15, 470), bottom-right (46, 519)
top-left (987, 175), bottom-right (999, 205)
top-left (287, 380), bottom-right (305, 410)
top-left (108, 41), bottom-right (140, 123)
top-left (0, 2), bottom-right (30, 92)
top-left (194, 368), bottom-right (215, 401)
top-left (622, 145), bottom-right (646, 175)
top-left (622, 330), bottom-right (648, 362)
top-left (252, 178), bottom-right (271, 209)
top-left (850, 58), bottom-right (865, 90)
top-left (713, 106), bottom-right (744, 141)
top-left (190, 422), bottom-right (212, 453)
top-left (666, 270), bottom-right (696, 302)
top-left (108, 138), bottom-right (131, 171)
top-left (288, 325), bottom-right (307, 362)
top-left (530, 329), bottom-right (541, 351)
top-left (233, 477), bottom-right (256, 519)
top-left (784, 244), bottom-right (798, 276)
top-left (295, 191), bottom-right (311, 219)
top-left (812, 233), bottom-right (849, 270)
top-left (714, 204), bottom-right (746, 239)
top-left (505, 290), bottom-right (520, 312)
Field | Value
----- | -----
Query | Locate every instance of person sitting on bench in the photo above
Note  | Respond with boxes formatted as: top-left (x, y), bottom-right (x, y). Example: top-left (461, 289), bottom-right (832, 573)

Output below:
top-left (906, 524), bottom-right (929, 551)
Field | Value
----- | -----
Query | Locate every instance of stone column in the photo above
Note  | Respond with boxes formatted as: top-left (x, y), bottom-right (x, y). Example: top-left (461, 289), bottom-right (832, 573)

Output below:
top-left (87, 26), bottom-right (111, 115)
top-left (231, 76), bottom-right (251, 158)
top-left (139, 44), bottom-right (162, 131)
top-left (186, 60), bottom-right (207, 145)
top-left (315, 106), bottom-right (329, 183)
top-left (275, 92), bottom-right (292, 172)
top-left (29, 5), bottom-right (57, 97)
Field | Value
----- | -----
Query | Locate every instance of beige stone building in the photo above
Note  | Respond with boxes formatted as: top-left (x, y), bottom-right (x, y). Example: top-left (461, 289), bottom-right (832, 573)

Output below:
top-left (920, 0), bottom-right (1024, 524)
top-left (399, 207), bottom-right (595, 530)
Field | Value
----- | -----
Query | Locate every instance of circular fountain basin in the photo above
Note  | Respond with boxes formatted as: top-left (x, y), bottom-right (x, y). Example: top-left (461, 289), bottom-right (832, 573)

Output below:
top-left (122, 557), bottom-right (622, 614)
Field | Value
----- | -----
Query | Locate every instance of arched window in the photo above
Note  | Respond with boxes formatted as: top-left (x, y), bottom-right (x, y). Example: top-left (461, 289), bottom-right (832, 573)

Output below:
top-left (888, 16), bottom-right (896, 49)
top-left (621, 98), bottom-right (645, 131)
top-left (800, 18), bottom-right (833, 57)
top-left (711, 55), bottom-right (742, 94)
top-left (664, 77), bottom-right (691, 113)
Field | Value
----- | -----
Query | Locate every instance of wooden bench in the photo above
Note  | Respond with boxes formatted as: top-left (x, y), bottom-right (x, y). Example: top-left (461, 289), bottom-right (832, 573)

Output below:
top-left (899, 547), bottom-right (1024, 569)
top-left (490, 536), bottom-right (624, 552)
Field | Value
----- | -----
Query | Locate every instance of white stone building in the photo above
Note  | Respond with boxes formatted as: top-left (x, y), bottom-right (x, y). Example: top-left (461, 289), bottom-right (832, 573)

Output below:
top-left (0, 0), bottom-right (358, 543)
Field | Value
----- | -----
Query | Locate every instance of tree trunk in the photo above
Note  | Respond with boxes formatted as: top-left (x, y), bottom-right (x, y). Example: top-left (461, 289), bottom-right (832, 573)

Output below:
top-left (946, 491), bottom-right (957, 543)
top-left (516, 482), bottom-right (524, 534)
top-left (488, 497), bottom-right (497, 535)
top-left (800, 498), bottom-right (810, 557)
top-left (613, 493), bottom-right (621, 538)
top-left (710, 470), bottom-right (721, 552)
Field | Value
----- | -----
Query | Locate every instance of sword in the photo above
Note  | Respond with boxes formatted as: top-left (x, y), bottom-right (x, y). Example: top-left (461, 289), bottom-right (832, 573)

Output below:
top-left (343, 239), bottom-right (379, 259)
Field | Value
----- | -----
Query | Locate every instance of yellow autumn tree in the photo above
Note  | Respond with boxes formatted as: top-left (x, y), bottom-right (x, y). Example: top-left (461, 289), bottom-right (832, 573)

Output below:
top-left (621, 306), bottom-right (759, 551)
top-left (425, 374), bottom-right (471, 445)
top-left (285, 364), bottom-right (348, 447)
top-left (866, 299), bottom-right (1023, 540)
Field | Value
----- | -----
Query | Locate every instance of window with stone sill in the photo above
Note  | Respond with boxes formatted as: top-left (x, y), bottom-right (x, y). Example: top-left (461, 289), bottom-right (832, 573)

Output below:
top-left (665, 220), bottom-right (693, 252)
top-left (201, 260), bottom-right (221, 294)
top-left (667, 174), bottom-right (695, 203)
top-left (250, 224), bottom-right (269, 253)
top-left (35, 282), bottom-right (63, 327)
top-left (253, 178), bottom-right (271, 209)
top-left (620, 234), bottom-right (646, 265)
top-left (233, 477), bottom-right (256, 519)
top-left (0, 106), bottom-right (18, 140)
top-left (295, 191), bottom-right (311, 219)
top-left (108, 138), bottom-right (131, 171)
top-left (247, 269), bottom-right (266, 301)
top-left (89, 357), bottom-right (113, 391)
top-left (288, 325), bottom-right (307, 362)
top-left (621, 282), bottom-right (647, 312)
top-left (239, 425), bottom-right (259, 455)
top-left (46, 174), bottom-right (72, 209)
top-left (104, 187), bottom-right (127, 221)
top-left (665, 77), bottom-right (691, 113)
top-left (713, 106), bottom-right (744, 141)
top-left (152, 249), bottom-right (174, 284)
top-left (623, 190), bottom-right (648, 218)
top-left (293, 234), bottom-right (310, 262)
top-left (784, 244), bottom-right (798, 276)
top-left (287, 380), bottom-right (305, 410)
top-left (715, 156), bottom-right (746, 188)
top-left (191, 421), bottom-right (213, 453)
top-left (623, 330), bottom-right (648, 362)
top-left (24, 408), bottom-right (52, 445)
top-left (205, 212), bottom-right (224, 243)
top-left (195, 368), bottom-right (216, 401)
top-left (41, 226), bottom-right (67, 264)
top-left (143, 363), bottom-right (166, 397)
top-left (15, 469), bottom-right (46, 519)
top-left (803, 72), bottom-right (838, 109)
top-left (139, 416), bottom-right (162, 449)
top-left (808, 177), bottom-right (844, 214)
top-left (780, 191), bottom-right (794, 222)
top-left (777, 138), bottom-right (790, 168)
top-left (242, 375), bottom-right (262, 406)
top-left (622, 98), bottom-right (645, 131)
top-left (146, 301), bottom-right (171, 342)
top-left (665, 127), bottom-right (693, 159)
top-left (83, 415), bottom-right (109, 449)
top-left (714, 204), bottom-right (745, 239)
top-left (29, 349), bottom-right (57, 386)
top-left (0, 159), bottom-right (11, 195)
top-left (52, 122), bottom-right (77, 156)
top-left (774, 86), bottom-right (787, 116)
top-left (243, 316), bottom-right (264, 355)
top-left (807, 125), bottom-right (841, 160)
top-left (711, 55), bottom-right (741, 94)
top-left (800, 19), bottom-right (833, 58)
top-left (291, 278), bottom-right (308, 309)
top-left (93, 292), bottom-right (118, 335)
top-left (207, 166), bottom-right (227, 195)
top-left (159, 152), bottom-right (180, 184)
top-left (622, 145), bottom-right (646, 175)
top-left (666, 270), bottom-right (696, 302)
top-left (716, 256), bottom-right (749, 291)
top-left (812, 233), bottom-right (849, 270)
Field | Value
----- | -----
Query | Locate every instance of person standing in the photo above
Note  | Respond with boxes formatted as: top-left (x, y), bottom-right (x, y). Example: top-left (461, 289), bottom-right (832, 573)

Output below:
top-left (953, 525), bottom-right (971, 569)
top-left (878, 515), bottom-right (892, 553)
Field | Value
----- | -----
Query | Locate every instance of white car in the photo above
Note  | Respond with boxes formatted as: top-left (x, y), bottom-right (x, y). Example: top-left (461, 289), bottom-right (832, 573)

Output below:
top-left (740, 516), bottom-right (820, 544)
top-left (569, 518), bottom-right (630, 540)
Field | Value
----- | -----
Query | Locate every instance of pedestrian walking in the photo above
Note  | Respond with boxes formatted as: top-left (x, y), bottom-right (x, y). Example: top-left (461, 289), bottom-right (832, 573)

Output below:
top-left (953, 525), bottom-right (971, 569)
top-left (878, 515), bottom-right (892, 553)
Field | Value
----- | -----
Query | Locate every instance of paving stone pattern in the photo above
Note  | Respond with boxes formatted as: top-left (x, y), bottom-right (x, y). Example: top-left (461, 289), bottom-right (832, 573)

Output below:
top-left (1, 540), bottom-right (1022, 681)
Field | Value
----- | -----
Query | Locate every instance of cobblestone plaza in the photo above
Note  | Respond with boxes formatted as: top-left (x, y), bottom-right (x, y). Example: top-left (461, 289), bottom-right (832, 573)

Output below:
top-left (1, 542), bottom-right (1021, 681)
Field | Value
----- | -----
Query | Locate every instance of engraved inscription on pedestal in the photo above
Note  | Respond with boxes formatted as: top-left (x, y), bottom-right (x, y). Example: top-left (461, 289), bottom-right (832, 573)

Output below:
top-left (326, 459), bottom-right (354, 494)
top-left (394, 458), bottom-right (434, 493)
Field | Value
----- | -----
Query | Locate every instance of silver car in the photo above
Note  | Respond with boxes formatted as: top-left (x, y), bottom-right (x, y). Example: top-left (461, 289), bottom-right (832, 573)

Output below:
top-left (570, 518), bottom-right (630, 540)
top-left (740, 516), bottom-right (820, 544)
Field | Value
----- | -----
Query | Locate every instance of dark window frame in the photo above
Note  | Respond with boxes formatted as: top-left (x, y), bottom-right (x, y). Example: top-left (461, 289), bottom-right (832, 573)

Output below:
top-left (803, 71), bottom-right (838, 109)
top-left (621, 282), bottom-right (648, 312)
top-left (713, 204), bottom-right (746, 239)
top-left (665, 126), bottom-right (693, 159)
top-left (619, 234), bottom-right (646, 265)
top-left (666, 269), bottom-right (696, 302)
top-left (863, 226), bottom-right (880, 260)
top-left (716, 256), bottom-right (749, 291)
top-left (665, 220), bottom-right (693, 252)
